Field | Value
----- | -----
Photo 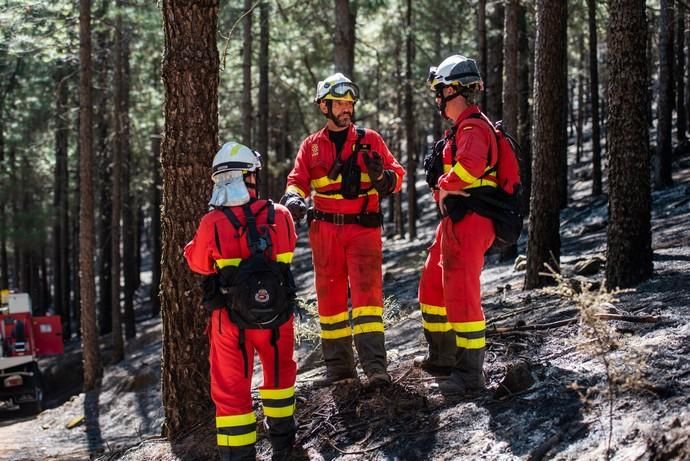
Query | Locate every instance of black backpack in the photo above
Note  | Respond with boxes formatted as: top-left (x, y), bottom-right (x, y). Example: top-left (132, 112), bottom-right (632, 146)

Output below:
top-left (218, 201), bottom-right (294, 329)
top-left (217, 201), bottom-right (296, 385)
top-left (423, 114), bottom-right (524, 249)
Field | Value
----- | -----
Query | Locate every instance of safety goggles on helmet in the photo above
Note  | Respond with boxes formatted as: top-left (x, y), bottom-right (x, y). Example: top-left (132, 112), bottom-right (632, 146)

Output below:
top-left (322, 81), bottom-right (360, 102)
top-left (427, 66), bottom-right (440, 90)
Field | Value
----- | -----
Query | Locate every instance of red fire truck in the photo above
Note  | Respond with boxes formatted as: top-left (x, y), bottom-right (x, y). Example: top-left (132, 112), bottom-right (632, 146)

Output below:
top-left (0, 290), bottom-right (64, 414)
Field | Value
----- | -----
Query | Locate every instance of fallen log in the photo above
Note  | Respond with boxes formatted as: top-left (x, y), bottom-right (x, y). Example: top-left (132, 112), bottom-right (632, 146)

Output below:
top-left (487, 313), bottom-right (659, 335)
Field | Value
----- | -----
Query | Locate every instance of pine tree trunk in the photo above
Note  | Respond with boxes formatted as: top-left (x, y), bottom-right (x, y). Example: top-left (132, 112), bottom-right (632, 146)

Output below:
top-left (405, 0), bottom-right (416, 240)
top-left (486, 3), bottom-right (504, 121)
top-left (9, 149), bottom-right (20, 290)
top-left (605, 0), bottom-right (653, 289)
top-left (587, 0), bottom-right (603, 196)
top-left (150, 131), bottom-right (162, 318)
top-left (654, 0), bottom-right (675, 189)
top-left (161, 0), bottom-right (219, 440)
top-left (560, 57), bottom-right (568, 210)
top-left (0, 102), bottom-right (7, 290)
top-left (71, 107), bottom-right (81, 339)
top-left (477, 0), bottom-right (488, 110)
top-left (500, 0), bottom-right (519, 261)
top-left (525, 0), bottom-right (567, 289)
top-left (502, 0), bottom-right (519, 134)
top-left (687, 8), bottom-right (690, 139)
top-left (258, 1), bottom-right (269, 198)
top-left (53, 65), bottom-right (70, 331)
top-left (120, 22), bottom-right (136, 341)
top-left (242, 0), bottom-right (253, 146)
top-left (576, 31), bottom-right (585, 164)
top-left (334, 0), bottom-right (355, 77)
top-left (517, 2), bottom-right (532, 216)
top-left (79, 0), bottom-right (102, 391)
top-left (111, 0), bottom-right (127, 363)
top-left (95, 5), bottom-right (112, 335)
top-left (676, 1), bottom-right (687, 145)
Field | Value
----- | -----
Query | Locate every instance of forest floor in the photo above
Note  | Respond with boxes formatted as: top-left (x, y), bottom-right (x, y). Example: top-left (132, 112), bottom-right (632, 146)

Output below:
top-left (1, 145), bottom-right (690, 461)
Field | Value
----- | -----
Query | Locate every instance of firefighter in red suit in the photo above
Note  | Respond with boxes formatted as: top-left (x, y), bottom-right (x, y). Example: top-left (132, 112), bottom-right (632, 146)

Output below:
top-left (280, 73), bottom-right (405, 387)
top-left (418, 55), bottom-right (497, 395)
top-left (184, 142), bottom-right (299, 461)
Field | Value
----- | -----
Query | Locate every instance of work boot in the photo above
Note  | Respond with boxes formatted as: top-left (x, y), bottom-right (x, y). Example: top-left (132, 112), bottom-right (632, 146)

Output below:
top-left (354, 330), bottom-right (387, 378)
top-left (413, 355), bottom-right (452, 376)
top-left (313, 369), bottom-right (359, 388)
top-left (321, 337), bottom-right (356, 383)
top-left (422, 327), bottom-right (456, 370)
top-left (439, 347), bottom-right (486, 396)
top-left (365, 370), bottom-right (391, 389)
top-left (438, 372), bottom-right (486, 396)
top-left (218, 445), bottom-right (256, 461)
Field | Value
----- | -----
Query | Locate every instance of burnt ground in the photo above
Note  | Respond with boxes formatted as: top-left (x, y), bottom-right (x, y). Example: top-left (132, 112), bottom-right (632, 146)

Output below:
top-left (1, 148), bottom-right (689, 461)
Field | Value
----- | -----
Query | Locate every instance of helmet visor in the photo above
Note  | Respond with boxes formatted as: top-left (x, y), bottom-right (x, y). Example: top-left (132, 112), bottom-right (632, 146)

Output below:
top-left (323, 81), bottom-right (359, 101)
top-left (427, 66), bottom-right (440, 90)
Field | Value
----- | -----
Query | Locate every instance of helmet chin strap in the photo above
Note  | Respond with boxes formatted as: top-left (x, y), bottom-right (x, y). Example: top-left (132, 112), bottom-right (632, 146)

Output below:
top-left (437, 87), bottom-right (462, 120)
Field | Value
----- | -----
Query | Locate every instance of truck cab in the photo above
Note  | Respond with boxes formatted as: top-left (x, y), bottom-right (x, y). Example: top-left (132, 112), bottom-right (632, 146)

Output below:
top-left (0, 290), bottom-right (64, 414)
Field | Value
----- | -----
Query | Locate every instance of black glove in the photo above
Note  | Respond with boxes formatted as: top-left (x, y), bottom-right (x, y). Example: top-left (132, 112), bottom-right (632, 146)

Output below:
top-left (363, 151), bottom-right (384, 182)
top-left (280, 192), bottom-right (307, 223)
top-left (200, 274), bottom-right (226, 312)
top-left (364, 152), bottom-right (395, 196)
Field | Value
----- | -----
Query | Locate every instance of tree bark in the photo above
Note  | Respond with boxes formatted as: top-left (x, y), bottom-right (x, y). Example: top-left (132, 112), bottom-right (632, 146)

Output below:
top-left (500, 0), bottom-right (519, 260)
top-left (334, 0), bottom-right (356, 77)
top-left (120, 21), bottom-right (136, 340)
top-left (654, 0), bottom-right (675, 189)
top-left (587, 0), bottom-right (603, 196)
top-left (258, 1), bottom-right (269, 198)
top-left (502, 0), bottom-right (519, 134)
top-left (576, 31), bottom-right (585, 164)
top-left (605, 0), bottom-right (653, 289)
top-left (405, 0), bottom-right (416, 240)
top-left (242, 0), bottom-right (253, 146)
top-left (486, 3), bottom-right (504, 121)
top-left (150, 131), bottom-right (162, 318)
top-left (478, 0), bottom-right (488, 110)
top-left (676, 0), bottom-right (687, 144)
top-left (79, 0), bottom-right (102, 391)
top-left (94, 3), bottom-right (112, 335)
top-left (53, 64), bottom-right (70, 334)
top-left (525, 0), bottom-right (567, 289)
top-left (161, 0), bottom-right (219, 440)
top-left (111, 0), bottom-right (126, 363)
top-left (687, 8), bottom-right (690, 139)
top-left (517, 2), bottom-right (532, 216)
top-left (0, 58), bottom-right (20, 290)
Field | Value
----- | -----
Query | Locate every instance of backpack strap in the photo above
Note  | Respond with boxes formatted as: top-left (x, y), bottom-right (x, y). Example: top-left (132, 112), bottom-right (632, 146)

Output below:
top-left (219, 206), bottom-right (243, 231)
top-left (460, 112), bottom-right (499, 178)
top-left (241, 202), bottom-right (274, 256)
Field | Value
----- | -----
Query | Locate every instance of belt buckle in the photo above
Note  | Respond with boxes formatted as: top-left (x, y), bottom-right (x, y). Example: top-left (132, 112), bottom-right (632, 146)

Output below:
top-left (333, 213), bottom-right (345, 225)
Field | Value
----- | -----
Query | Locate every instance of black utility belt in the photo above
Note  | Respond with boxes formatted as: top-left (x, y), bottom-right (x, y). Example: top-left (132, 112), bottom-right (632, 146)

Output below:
top-left (307, 208), bottom-right (382, 228)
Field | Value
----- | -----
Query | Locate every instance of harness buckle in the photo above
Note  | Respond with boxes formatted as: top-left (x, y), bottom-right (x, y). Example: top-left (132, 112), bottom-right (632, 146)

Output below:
top-left (333, 213), bottom-right (345, 225)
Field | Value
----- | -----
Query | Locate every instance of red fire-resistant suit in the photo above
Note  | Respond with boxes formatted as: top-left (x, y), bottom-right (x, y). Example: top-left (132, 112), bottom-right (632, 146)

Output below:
top-left (285, 124), bottom-right (405, 381)
top-left (418, 105), bottom-right (496, 386)
top-left (184, 199), bottom-right (297, 461)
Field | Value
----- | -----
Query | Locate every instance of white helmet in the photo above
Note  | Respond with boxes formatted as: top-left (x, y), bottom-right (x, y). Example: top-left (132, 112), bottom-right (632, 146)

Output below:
top-left (427, 55), bottom-right (483, 92)
top-left (212, 141), bottom-right (262, 179)
top-left (209, 142), bottom-right (262, 207)
top-left (314, 72), bottom-right (360, 103)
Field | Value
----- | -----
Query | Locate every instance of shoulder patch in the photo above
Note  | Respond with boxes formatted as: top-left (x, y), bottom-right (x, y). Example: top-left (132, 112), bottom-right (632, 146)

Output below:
top-left (311, 144), bottom-right (319, 156)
